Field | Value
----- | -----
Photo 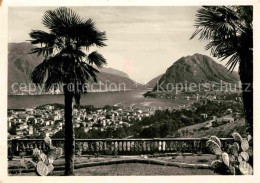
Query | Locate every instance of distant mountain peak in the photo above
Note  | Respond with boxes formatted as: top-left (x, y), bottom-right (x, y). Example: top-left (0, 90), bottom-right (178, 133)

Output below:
top-left (153, 53), bottom-right (240, 90)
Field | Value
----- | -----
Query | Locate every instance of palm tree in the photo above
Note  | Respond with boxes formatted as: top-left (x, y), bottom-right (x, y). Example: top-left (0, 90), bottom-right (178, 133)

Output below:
top-left (28, 7), bottom-right (107, 175)
top-left (190, 6), bottom-right (253, 135)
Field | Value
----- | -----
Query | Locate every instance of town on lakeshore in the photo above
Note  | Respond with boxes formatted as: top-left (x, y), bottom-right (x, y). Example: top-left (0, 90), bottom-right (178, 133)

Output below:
top-left (8, 91), bottom-right (243, 140)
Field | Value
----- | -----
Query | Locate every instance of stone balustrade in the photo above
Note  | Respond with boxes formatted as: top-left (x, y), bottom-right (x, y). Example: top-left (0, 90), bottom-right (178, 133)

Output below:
top-left (8, 138), bottom-right (233, 157)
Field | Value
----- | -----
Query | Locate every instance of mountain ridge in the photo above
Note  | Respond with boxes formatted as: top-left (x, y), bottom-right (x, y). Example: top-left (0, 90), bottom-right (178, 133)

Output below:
top-left (8, 42), bottom-right (139, 94)
top-left (99, 67), bottom-right (129, 78)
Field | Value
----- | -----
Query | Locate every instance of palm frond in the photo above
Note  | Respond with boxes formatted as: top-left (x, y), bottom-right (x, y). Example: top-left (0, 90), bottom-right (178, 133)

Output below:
top-left (84, 64), bottom-right (99, 82)
top-left (29, 47), bottom-right (54, 57)
top-left (190, 5), bottom-right (253, 72)
top-left (225, 53), bottom-right (240, 72)
top-left (42, 7), bottom-right (83, 36)
top-left (72, 19), bottom-right (107, 49)
top-left (87, 51), bottom-right (107, 68)
top-left (28, 30), bottom-right (57, 56)
top-left (30, 55), bottom-right (70, 90)
top-left (58, 46), bottom-right (87, 59)
top-left (190, 6), bottom-right (237, 41)
top-left (29, 30), bottom-right (56, 45)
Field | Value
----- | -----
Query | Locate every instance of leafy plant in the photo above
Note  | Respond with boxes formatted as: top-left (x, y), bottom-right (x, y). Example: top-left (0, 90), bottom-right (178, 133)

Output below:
top-left (207, 133), bottom-right (253, 175)
top-left (20, 136), bottom-right (63, 176)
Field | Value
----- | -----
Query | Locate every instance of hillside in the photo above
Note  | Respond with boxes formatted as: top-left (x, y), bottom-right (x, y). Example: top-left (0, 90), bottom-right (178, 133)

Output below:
top-left (94, 72), bottom-right (137, 91)
top-left (176, 117), bottom-right (246, 138)
top-left (8, 42), bottom-right (43, 93)
top-left (8, 42), bottom-right (138, 94)
top-left (146, 74), bottom-right (163, 89)
top-left (154, 53), bottom-right (240, 90)
top-left (99, 67), bottom-right (129, 78)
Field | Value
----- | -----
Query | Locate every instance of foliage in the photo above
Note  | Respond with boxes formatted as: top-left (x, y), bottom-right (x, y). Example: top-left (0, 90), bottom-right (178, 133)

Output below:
top-left (190, 6), bottom-right (253, 135)
top-left (52, 100), bottom-right (244, 139)
top-left (29, 6), bottom-right (107, 106)
top-left (207, 133), bottom-right (253, 175)
top-left (135, 100), bottom-right (243, 138)
top-left (191, 6), bottom-right (252, 72)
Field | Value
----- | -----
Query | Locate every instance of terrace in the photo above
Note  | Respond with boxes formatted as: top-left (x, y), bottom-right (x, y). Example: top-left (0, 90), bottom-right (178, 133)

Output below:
top-left (8, 138), bottom-right (233, 175)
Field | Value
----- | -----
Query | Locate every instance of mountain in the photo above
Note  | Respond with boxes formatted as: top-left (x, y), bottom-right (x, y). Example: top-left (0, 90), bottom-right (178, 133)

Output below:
top-left (8, 42), bottom-right (138, 94)
top-left (99, 67), bottom-right (129, 78)
top-left (146, 74), bottom-right (163, 89)
top-left (8, 42), bottom-right (43, 93)
top-left (94, 72), bottom-right (137, 91)
top-left (154, 53), bottom-right (240, 90)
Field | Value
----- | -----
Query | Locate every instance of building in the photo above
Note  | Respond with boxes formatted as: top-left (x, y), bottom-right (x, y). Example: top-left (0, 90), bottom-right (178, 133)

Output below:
top-left (200, 113), bottom-right (208, 119)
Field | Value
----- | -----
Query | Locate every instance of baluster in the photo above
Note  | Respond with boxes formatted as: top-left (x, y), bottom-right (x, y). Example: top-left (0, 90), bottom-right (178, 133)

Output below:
top-left (158, 140), bottom-right (161, 152)
top-left (136, 141), bottom-right (139, 154)
top-left (85, 141), bottom-right (89, 153)
top-left (130, 141), bottom-right (133, 153)
top-left (131, 141), bottom-right (135, 154)
top-left (111, 141), bottom-right (115, 153)
top-left (134, 141), bottom-right (138, 153)
top-left (151, 140), bottom-right (154, 153)
top-left (92, 141), bottom-right (95, 152)
top-left (96, 141), bottom-right (99, 152)
top-left (21, 142), bottom-right (25, 155)
top-left (116, 141), bottom-right (119, 154)
top-left (163, 141), bottom-right (166, 152)
top-left (15, 140), bottom-right (19, 155)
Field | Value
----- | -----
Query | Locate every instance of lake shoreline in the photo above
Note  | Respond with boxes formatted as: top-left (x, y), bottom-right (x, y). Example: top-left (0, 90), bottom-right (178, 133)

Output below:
top-left (8, 90), bottom-right (193, 109)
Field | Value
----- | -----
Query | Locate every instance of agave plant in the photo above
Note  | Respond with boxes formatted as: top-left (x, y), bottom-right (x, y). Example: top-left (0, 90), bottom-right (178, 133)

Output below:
top-left (207, 133), bottom-right (253, 175)
top-left (21, 136), bottom-right (63, 176)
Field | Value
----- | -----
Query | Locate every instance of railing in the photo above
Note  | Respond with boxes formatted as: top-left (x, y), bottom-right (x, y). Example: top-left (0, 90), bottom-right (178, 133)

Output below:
top-left (8, 138), bottom-right (233, 157)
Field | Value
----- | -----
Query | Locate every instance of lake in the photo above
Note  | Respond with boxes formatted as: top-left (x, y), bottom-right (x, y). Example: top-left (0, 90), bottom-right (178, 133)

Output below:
top-left (8, 90), bottom-right (193, 109)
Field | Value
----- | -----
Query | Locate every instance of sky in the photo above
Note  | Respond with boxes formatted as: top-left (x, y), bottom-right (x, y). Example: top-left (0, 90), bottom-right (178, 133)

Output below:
top-left (8, 6), bottom-right (238, 83)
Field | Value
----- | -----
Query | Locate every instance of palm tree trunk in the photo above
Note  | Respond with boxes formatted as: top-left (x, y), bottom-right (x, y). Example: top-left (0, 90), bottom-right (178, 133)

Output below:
top-left (63, 84), bottom-right (75, 175)
top-left (239, 52), bottom-right (253, 136)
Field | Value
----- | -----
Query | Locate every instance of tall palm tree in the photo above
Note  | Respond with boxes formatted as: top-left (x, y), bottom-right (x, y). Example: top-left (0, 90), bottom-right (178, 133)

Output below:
top-left (190, 6), bottom-right (253, 135)
top-left (28, 7), bottom-right (107, 175)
